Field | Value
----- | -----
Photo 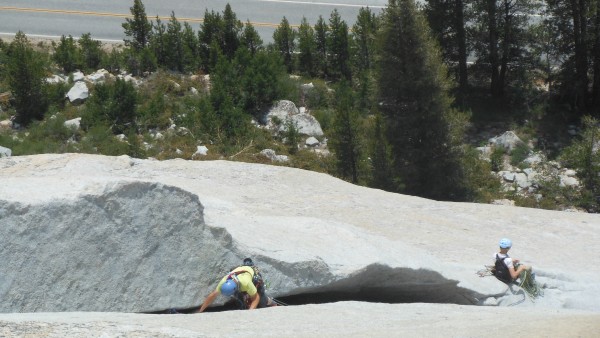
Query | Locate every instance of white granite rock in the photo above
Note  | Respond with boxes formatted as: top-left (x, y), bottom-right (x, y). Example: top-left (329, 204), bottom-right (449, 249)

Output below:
top-left (66, 82), bottom-right (89, 104)
top-left (0, 154), bottom-right (599, 316)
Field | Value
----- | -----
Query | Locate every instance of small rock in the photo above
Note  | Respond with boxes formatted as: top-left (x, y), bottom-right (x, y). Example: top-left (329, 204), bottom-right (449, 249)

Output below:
top-left (501, 171), bottom-right (516, 182)
top-left (491, 199), bottom-right (515, 206)
top-left (483, 297), bottom-right (498, 306)
top-left (305, 137), bottom-right (320, 147)
top-left (301, 82), bottom-right (314, 91)
top-left (46, 75), bottom-right (66, 84)
top-left (0, 120), bottom-right (12, 130)
top-left (72, 71), bottom-right (85, 82)
top-left (64, 117), bottom-right (82, 130)
top-left (560, 175), bottom-right (579, 187)
top-left (194, 146), bottom-right (208, 157)
top-left (0, 145), bottom-right (11, 158)
top-left (260, 149), bottom-right (289, 163)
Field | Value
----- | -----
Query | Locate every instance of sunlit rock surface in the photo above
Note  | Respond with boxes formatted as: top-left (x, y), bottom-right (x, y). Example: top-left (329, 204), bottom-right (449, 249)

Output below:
top-left (1, 154), bottom-right (599, 314)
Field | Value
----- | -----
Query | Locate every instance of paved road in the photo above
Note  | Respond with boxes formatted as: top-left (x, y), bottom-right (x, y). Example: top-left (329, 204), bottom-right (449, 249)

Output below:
top-left (0, 0), bottom-right (387, 43)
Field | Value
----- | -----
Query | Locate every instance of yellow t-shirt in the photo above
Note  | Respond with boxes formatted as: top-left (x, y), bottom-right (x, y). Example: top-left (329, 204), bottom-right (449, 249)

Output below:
top-left (215, 266), bottom-right (257, 296)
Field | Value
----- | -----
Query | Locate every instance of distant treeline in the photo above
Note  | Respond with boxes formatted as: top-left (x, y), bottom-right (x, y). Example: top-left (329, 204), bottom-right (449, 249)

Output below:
top-left (0, 0), bottom-right (598, 211)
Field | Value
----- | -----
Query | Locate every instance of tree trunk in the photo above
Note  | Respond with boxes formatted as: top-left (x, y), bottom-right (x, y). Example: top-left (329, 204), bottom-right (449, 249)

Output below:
top-left (592, 2), bottom-right (600, 116)
top-left (498, 0), bottom-right (513, 97)
top-left (572, 0), bottom-right (589, 113)
top-left (487, 0), bottom-right (501, 97)
top-left (455, 0), bottom-right (469, 105)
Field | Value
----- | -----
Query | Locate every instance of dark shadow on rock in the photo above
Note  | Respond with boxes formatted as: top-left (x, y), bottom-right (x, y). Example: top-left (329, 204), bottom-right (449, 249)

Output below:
top-left (276, 264), bottom-right (480, 306)
top-left (150, 264), bottom-right (482, 314)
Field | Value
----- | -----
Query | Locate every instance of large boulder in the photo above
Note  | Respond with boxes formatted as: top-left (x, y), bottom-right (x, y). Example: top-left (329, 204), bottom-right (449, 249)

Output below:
top-left (85, 69), bottom-right (112, 84)
top-left (1, 154), bottom-right (599, 314)
top-left (0, 145), bottom-right (11, 157)
top-left (264, 100), bottom-right (324, 137)
top-left (66, 82), bottom-right (89, 104)
top-left (0, 119), bottom-right (12, 130)
top-left (489, 131), bottom-right (524, 152)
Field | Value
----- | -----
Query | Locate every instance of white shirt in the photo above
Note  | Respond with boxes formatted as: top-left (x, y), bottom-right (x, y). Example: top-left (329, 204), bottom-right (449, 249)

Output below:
top-left (493, 253), bottom-right (513, 269)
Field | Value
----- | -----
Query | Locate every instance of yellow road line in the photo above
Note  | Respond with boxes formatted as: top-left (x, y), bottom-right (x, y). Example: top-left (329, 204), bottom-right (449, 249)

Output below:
top-left (0, 6), bottom-right (285, 28)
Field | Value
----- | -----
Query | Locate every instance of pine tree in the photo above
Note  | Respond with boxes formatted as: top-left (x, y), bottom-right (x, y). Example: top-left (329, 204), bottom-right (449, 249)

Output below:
top-left (78, 33), bottom-right (104, 71)
top-left (369, 111), bottom-right (395, 190)
top-left (182, 22), bottom-right (199, 72)
top-left (297, 17), bottom-right (316, 77)
top-left (122, 0), bottom-right (152, 51)
top-left (471, 0), bottom-right (539, 98)
top-left (351, 7), bottom-right (378, 72)
top-left (327, 9), bottom-right (351, 81)
top-left (351, 7), bottom-right (379, 113)
top-left (6, 32), bottom-right (48, 126)
top-left (423, 0), bottom-right (469, 105)
top-left (273, 17), bottom-right (296, 73)
top-left (545, 0), bottom-right (600, 116)
top-left (165, 12), bottom-right (184, 72)
top-left (377, 0), bottom-right (468, 200)
top-left (54, 35), bottom-right (81, 73)
top-left (314, 16), bottom-right (329, 78)
top-left (240, 49), bottom-right (286, 117)
top-left (210, 57), bottom-right (249, 144)
top-left (222, 4), bottom-right (243, 59)
top-left (330, 82), bottom-right (363, 183)
top-left (241, 20), bottom-right (263, 55)
top-left (198, 9), bottom-right (224, 72)
top-left (83, 78), bottom-right (138, 134)
top-left (150, 17), bottom-right (168, 67)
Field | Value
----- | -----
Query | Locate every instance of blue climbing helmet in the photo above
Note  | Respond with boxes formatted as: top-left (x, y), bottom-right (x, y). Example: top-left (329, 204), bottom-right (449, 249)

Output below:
top-left (221, 279), bottom-right (238, 296)
top-left (499, 238), bottom-right (512, 249)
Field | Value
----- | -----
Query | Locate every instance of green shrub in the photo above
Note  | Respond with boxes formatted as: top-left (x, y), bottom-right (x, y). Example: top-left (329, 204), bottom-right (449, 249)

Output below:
top-left (312, 108), bottom-right (335, 134)
top-left (6, 32), bottom-right (49, 127)
top-left (0, 132), bottom-right (17, 150)
top-left (282, 119), bottom-right (300, 154)
top-left (289, 149), bottom-right (335, 174)
top-left (490, 147), bottom-right (505, 172)
top-left (304, 79), bottom-right (331, 110)
top-left (78, 33), bottom-right (105, 72)
top-left (100, 48), bottom-right (125, 74)
top-left (138, 92), bottom-right (171, 130)
top-left (462, 147), bottom-right (502, 203)
top-left (510, 143), bottom-right (531, 167)
top-left (9, 114), bottom-right (78, 155)
top-left (79, 124), bottom-right (131, 156)
top-left (559, 116), bottom-right (600, 212)
top-left (53, 35), bottom-right (81, 73)
top-left (81, 78), bottom-right (138, 134)
top-left (46, 82), bottom-right (70, 109)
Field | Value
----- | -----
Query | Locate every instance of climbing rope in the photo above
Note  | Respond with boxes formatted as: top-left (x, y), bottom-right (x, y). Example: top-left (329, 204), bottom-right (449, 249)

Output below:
top-left (477, 265), bottom-right (495, 277)
top-left (477, 264), bottom-right (544, 304)
top-left (517, 269), bottom-right (544, 300)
